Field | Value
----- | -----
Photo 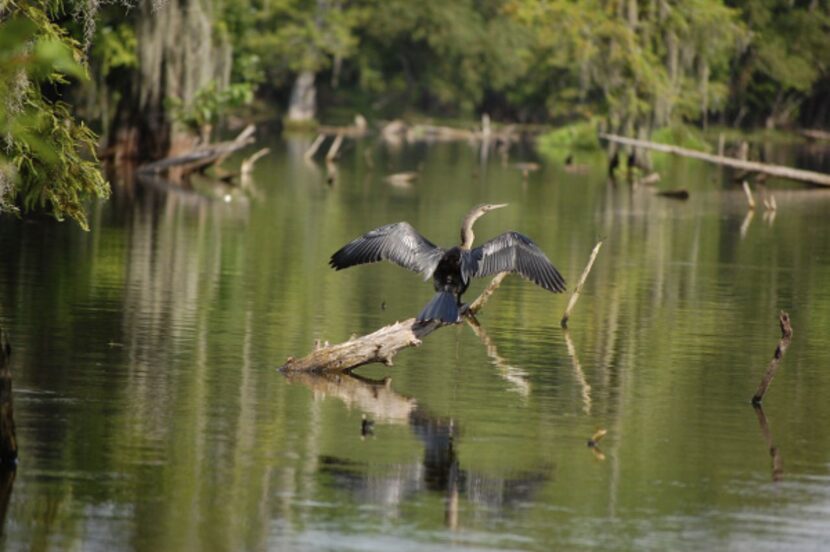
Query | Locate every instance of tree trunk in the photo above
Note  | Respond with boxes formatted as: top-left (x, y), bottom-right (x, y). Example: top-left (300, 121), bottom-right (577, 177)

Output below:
top-left (287, 70), bottom-right (317, 125)
top-left (110, 0), bottom-right (232, 161)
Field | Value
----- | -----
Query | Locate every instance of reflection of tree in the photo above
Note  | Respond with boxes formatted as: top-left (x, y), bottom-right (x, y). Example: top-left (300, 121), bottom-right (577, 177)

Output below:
top-left (0, 329), bottom-right (15, 536)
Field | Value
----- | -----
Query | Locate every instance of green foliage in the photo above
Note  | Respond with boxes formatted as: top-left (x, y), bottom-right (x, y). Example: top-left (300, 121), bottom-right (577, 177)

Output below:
top-left (167, 81), bottom-right (255, 135)
top-left (0, 6), bottom-right (109, 230)
top-left (652, 124), bottom-right (711, 151)
top-left (538, 120), bottom-right (601, 152)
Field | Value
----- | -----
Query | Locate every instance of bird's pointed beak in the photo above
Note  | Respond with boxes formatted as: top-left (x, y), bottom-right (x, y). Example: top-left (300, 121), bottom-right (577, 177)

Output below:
top-left (490, 203), bottom-right (508, 211)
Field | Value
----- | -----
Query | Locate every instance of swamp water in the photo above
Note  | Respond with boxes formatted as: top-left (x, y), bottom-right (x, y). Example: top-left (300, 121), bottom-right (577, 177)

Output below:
top-left (0, 136), bottom-right (830, 551)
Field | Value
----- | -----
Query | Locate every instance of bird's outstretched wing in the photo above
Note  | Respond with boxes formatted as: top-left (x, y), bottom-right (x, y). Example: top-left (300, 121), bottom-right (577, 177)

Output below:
top-left (470, 231), bottom-right (566, 292)
top-left (329, 222), bottom-right (444, 278)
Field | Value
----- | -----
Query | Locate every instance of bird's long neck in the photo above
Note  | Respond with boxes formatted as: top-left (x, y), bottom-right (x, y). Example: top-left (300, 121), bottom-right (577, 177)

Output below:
top-left (459, 211), bottom-right (481, 250)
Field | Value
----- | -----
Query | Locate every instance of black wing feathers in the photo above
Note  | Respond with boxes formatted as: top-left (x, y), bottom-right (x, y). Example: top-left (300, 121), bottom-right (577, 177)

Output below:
top-left (472, 231), bottom-right (566, 292)
top-left (329, 222), bottom-right (444, 277)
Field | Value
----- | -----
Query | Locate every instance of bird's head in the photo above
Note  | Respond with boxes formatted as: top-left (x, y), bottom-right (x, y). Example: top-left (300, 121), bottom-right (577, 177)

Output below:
top-left (461, 203), bottom-right (508, 248)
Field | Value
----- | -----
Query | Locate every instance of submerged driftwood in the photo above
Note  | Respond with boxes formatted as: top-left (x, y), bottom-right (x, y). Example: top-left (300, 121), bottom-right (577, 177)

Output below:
top-left (600, 133), bottom-right (830, 187)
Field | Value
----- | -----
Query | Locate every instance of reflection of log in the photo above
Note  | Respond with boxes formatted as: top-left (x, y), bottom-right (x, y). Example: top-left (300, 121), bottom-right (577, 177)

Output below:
top-left (0, 327), bottom-right (16, 469)
top-left (752, 311), bottom-right (793, 404)
top-left (284, 372), bottom-right (417, 423)
top-left (600, 133), bottom-right (830, 187)
top-left (280, 275), bottom-right (506, 373)
top-left (753, 404), bottom-right (783, 481)
top-left (138, 125), bottom-right (256, 177)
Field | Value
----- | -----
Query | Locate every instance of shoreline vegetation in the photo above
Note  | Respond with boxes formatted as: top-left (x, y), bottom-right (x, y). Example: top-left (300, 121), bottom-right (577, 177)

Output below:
top-left (2, 1), bottom-right (830, 227)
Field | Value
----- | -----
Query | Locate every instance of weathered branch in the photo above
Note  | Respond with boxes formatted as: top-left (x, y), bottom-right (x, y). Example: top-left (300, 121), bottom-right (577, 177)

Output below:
top-left (280, 274), bottom-right (510, 374)
top-left (304, 133), bottom-right (326, 161)
top-left (561, 240), bottom-right (603, 328)
top-left (751, 311), bottom-right (793, 404)
top-left (240, 148), bottom-right (270, 176)
top-left (280, 319), bottom-right (440, 373)
top-left (600, 133), bottom-right (830, 187)
top-left (138, 125), bottom-right (256, 177)
top-left (326, 133), bottom-right (344, 162)
top-left (742, 181), bottom-right (756, 210)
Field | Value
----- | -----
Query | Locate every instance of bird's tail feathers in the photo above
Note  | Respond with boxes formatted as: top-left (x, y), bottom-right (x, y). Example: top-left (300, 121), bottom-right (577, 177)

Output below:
top-left (417, 291), bottom-right (459, 324)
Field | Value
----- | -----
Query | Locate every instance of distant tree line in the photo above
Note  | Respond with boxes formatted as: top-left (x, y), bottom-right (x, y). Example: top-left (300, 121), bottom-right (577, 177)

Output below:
top-left (1, 0), bottom-right (829, 226)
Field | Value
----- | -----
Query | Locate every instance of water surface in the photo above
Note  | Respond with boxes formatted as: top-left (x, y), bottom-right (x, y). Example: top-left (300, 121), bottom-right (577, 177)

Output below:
top-left (1, 135), bottom-right (829, 551)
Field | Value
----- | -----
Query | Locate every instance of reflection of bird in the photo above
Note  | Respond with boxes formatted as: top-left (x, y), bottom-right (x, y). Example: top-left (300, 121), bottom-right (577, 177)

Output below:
top-left (330, 204), bottom-right (566, 324)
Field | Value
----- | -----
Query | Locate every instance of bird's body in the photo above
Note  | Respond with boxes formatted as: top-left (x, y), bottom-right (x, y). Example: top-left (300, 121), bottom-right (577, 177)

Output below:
top-left (329, 204), bottom-right (566, 323)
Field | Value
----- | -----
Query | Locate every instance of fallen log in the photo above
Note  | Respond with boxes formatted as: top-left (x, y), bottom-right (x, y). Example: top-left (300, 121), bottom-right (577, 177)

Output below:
top-left (280, 319), bottom-right (441, 373)
top-left (801, 129), bottom-right (830, 142)
top-left (600, 133), bottom-right (830, 187)
top-left (280, 274), bottom-right (507, 374)
top-left (138, 125), bottom-right (256, 177)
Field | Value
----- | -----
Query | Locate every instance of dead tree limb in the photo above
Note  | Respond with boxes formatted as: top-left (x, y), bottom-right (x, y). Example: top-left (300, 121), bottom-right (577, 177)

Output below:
top-left (600, 133), bottom-right (830, 187)
top-left (326, 133), bottom-right (344, 162)
top-left (280, 274), bottom-right (510, 374)
top-left (240, 148), bottom-right (270, 176)
top-left (561, 241), bottom-right (603, 328)
top-left (304, 133), bottom-right (326, 161)
top-left (751, 312), bottom-right (793, 404)
top-left (138, 125), bottom-right (256, 177)
top-left (280, 319), bottom-right (441, 373)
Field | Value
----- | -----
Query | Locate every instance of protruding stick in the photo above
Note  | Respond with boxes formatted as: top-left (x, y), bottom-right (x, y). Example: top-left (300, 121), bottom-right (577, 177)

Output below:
top-left (240, 147), bottom-right (270, 176)
top-left (304, 133), bottom-right (325, 161)
top-left (326, 133), bottom-right (344, 162)
top-left (751, 311), bottom-right (793, 404)
top-left (742, 181), bottom-right (756, 210)
top-left (468, 273), bottom-right (508, 315)
top-left (561, 241), bottom-right (603, 329)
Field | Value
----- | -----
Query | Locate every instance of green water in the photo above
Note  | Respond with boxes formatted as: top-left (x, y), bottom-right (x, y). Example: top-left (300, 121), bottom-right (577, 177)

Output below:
top-left (1, 136), bottom-right (830, 551)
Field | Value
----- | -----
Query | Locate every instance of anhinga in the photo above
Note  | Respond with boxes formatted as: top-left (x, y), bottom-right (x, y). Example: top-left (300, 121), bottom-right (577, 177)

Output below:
top-left (329, 204), bottom-right (566, 323)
